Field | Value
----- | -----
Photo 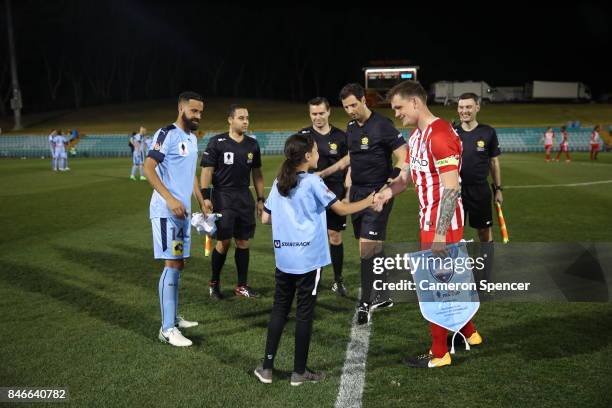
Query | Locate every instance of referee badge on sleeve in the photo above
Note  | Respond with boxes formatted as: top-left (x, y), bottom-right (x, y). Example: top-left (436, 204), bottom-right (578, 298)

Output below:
top-left (476, 140), bottom-right (485, 152)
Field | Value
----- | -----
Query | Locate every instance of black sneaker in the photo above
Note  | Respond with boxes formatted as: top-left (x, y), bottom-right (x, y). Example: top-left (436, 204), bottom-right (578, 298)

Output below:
top-left (234, 285), bottom-right (259, 298)
top-left (290, 368), bottom-right (325, 386)
top-left (356, 302), bottom-right (370, 325)
top-left (209, 281), bottom-right (224, 300)
top-left (371, 293), bottom-right (394, 311)
top-left (331, 280), bottom-right (348, 297)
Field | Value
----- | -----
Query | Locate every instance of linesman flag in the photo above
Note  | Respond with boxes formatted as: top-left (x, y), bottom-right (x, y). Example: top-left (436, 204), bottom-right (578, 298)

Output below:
top-left (495, 202), bottom-right (509, 244)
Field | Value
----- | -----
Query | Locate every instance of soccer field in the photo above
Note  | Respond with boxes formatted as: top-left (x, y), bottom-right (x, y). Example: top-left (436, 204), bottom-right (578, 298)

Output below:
top-left (1, 153), bottom-right (611, 407)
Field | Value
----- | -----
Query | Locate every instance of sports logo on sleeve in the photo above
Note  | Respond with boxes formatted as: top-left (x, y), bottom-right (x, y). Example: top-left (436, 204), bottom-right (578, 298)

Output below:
top-left (224, 152), bottom-right (234, 165)
top-left (247, 152), bottom-right (254, 164)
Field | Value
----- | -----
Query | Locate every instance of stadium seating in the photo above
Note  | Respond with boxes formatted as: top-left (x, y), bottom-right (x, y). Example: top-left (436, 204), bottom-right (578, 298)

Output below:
top-left (0, 128), bottom-right (599, 158)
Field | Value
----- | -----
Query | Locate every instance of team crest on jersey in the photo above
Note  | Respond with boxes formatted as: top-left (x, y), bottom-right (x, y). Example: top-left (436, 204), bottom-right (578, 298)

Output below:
top-left (476, 140), bottom-right (485, 152)
top-left (178, 142), bottom-right (189, 157)
top-left (419, 142), bottom-right (427, 154)
top-left (224, 152), bottom-right (234, 165)
top-left (329, 143), bottom-right (338, 155)
top-left (360, 136), bottom-right (369, 150)
top-left (247, 152), bottom-right (254, 163)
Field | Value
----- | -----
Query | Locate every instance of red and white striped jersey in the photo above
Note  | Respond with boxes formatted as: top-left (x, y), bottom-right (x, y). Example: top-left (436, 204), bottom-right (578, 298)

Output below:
top-left (406, 118), bottom-right (464, 232)
top-left (560, 131), bottom-right (568, 147)
top-left (544, 131), bottom-right (555, 145)
top-left (591, 131), bottom-right (601, 145)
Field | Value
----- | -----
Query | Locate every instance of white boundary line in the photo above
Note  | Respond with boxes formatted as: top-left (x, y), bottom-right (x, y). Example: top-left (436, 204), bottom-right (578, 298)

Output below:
top-left (335, 300), bottom-right (371, 408)
top-left (504, 179), bottom-right (612, 189)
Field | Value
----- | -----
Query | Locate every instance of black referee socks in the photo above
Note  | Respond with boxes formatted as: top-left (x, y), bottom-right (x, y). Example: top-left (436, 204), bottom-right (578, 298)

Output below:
top-left (211, 248), bottom-right (227, 282)
top-left (330, 243), bottom-right (344, 282)
top-left (235, 247), bottom-right (250, 286)
top-left (360, 255), bottom-right (375, 304)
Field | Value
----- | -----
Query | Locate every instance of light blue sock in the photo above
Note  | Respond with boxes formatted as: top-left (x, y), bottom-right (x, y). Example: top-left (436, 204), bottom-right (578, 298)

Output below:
top-left (131, 165), bottom-right (137, 177)
top-left (174, 273), bottom-right (181, 324)
top-left (159, 267), bottom-right (180, 331)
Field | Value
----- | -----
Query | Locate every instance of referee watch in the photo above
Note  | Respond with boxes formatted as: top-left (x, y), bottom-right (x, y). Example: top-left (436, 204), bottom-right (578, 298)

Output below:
top-left (491, 184), bottom-right (503, 192)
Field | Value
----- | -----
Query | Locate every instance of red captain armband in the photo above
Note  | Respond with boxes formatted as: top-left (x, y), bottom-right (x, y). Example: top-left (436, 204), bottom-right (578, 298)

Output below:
top-left (434, 156), bottom-right (460, 173)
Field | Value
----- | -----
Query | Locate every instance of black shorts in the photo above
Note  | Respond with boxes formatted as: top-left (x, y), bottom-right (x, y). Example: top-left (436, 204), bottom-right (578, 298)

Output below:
top-left (350, 185), bottom-right (394, 241)
top-left (326, 182), bottom-right (346, 232)
top-left (212, 188), bottom-right (256, 241)
top-left (461, 183), bottom-right (493, 229)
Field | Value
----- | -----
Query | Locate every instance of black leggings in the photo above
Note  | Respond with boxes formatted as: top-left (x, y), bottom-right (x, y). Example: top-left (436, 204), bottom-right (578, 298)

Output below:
top-left (262, 268), bottom-right (321, 374)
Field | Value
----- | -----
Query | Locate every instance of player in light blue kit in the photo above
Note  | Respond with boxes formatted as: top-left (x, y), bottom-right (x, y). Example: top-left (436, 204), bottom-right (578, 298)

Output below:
top-left (130, 126), bottom-right (147, 181)
top-left (143, 92), bottom-right (206, 347)
top-left (254, 133), bottom-right (375, 385)
top-left (143, 132), bottom-right (153, 156)
top-left (52, 131), bottom-right (69, 172)
top-left (48, 129), bottom-right (57, 170)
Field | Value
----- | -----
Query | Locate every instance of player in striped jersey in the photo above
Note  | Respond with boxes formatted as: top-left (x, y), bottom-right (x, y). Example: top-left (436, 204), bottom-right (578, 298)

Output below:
top-left (554, 126), bottom-right (571, 162)
top-left (590, 125), bottom-right (602, 161)
top-left (375, 81), bottom-right (482, 368)
top-left (541, 127), bottom-right (555, 162)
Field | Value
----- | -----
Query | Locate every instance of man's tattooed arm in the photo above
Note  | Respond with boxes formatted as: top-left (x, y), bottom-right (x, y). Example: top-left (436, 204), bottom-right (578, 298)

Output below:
top-left (435, 187), bottom-right (460, 236)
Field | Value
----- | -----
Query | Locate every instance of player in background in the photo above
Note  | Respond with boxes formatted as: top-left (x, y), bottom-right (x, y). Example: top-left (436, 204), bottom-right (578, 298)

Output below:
top-left (590, 125), bottom-right (602, 161)
top-left (555, 125), bottom-right (571, 162)
top-left (48, 129), bottom-right (58, 170)
top-left (200, 105), bottom-right (265, 299)
top-left (143, 132), bottom-right (154, 155)
top-left (299, 97), bottom-right (349, 296)
top-left (455, 93), bottom-right (502, 286)
top-left (254, 133), bottom-right (375, 385)
top-left (376, 80), bottom-right (482, 368)
top-left (52, 130), bottom-right (69, 171)
top-left (143, 92), bottom-right (206, 347)
top-left (130, 126), bottom-right (147, 181)
top-left (542, 127), bottom-right (555, 162)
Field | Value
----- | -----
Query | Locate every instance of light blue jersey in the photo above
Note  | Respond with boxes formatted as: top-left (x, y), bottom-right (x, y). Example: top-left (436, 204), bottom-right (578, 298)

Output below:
top-left (143, 136), bottom-right (153, 153)
top-left (148, 124), bottom-right (198, 219)
top-left (264, 173), bottom-right (337, 274)
top-left (131, 133), bottom-right (144, 165)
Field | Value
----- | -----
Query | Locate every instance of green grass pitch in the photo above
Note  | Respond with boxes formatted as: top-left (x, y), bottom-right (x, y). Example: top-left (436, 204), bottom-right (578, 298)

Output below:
top-left (0, 152), bottom-right (611, 407)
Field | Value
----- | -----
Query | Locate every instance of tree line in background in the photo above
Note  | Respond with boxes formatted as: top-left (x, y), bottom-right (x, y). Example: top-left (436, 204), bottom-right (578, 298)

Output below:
top-left (0, 2), bottom-right (375, 116)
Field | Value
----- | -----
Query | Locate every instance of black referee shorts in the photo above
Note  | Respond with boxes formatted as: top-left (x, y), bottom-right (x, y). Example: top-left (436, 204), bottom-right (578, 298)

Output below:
top-left (271, 268), bottom-right (321, 322)
top-left (212, 188), bottom-right (256, 241)
top-left (350, 185), bottom-right (394, 241)
top-left (326, 182), bottom-right (347, 232)
top-left (461, 183), bottom-right (493, 229)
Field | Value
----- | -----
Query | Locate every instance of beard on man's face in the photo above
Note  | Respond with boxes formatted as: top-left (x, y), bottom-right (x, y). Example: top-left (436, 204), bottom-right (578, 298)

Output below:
top-left (182, 112), bottom-right (200, 131)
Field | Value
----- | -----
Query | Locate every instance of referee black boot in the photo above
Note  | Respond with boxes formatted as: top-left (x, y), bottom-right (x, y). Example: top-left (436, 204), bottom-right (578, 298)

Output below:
top-left (331, 280), bottom-right (348, 297)
top-left (357, 302), bottom-right (371, 325)
top-left (209, 280), bottom-right (224, 300)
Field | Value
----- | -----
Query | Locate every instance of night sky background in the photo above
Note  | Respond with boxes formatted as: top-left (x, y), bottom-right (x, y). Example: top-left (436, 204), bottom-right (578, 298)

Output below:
top-left (1, 1), bottom-right (610, 114)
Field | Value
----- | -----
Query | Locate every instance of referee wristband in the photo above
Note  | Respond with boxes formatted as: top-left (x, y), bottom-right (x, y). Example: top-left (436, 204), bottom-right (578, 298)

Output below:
top-left (201, 187), bottom-right (212, 200)
top-left (257, 197), bottom-right (265, 203)
top-left (390, 167), bottom-right (401, 179)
